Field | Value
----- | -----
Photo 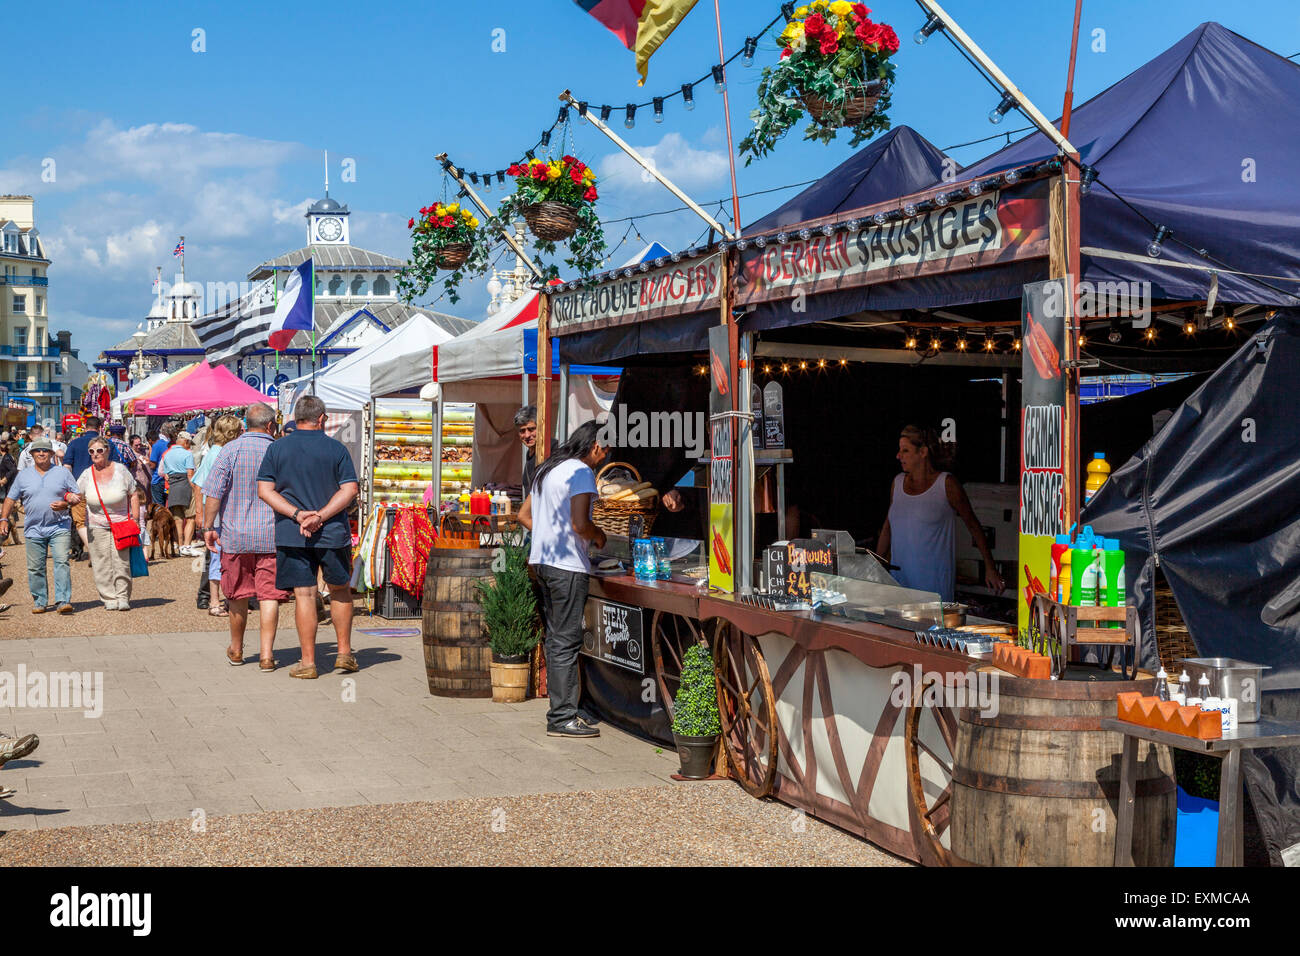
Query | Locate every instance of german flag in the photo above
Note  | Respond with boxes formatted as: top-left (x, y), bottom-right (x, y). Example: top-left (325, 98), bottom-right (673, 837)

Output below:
top-left (574, 0), bottom-right (700, 85)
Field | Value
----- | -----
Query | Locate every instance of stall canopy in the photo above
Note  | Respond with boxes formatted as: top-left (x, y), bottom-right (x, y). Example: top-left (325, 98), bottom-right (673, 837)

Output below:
top-left (744, 126), bottom-right (952, 234)
top-left (278, 313), bottom-right (454, 413)
top-left (134, 362), bottom-right (269, 415)
top-left (961, 21), bottom-right (1300, 307)
top-left (114, 367), bottom-right (185, 419)
top-left (1082, 310), bottom-right (1300, 864)
top-left (369, 245), bottom-right (664, 400)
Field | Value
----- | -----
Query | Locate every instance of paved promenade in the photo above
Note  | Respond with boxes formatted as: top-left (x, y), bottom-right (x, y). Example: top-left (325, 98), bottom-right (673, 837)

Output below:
top-left (0, 627), bottom-right (677, 829)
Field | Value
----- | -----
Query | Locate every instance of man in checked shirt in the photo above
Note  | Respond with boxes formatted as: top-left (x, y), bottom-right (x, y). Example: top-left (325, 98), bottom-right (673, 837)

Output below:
top-left (202, 403), bottom-right (290, 671)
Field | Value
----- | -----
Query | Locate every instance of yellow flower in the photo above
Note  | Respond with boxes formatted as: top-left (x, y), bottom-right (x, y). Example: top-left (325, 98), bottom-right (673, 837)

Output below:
top-left (434, 204), bottom-right (446, 217)
top-left (583, 168), bottom-right (596, 185)
top-left (781, 21), bottom-right (805, 42)
top-left (447, 202), bottom-right (459, 213)
top-left (794, 5), bottom-right (809, 15)
top-left (830, 0), bottom-right (852, 14)
top-left (546, 165), bottom-right (562, 180)
top-left (469, 217), bottom-right (479, 229)
top-left (811, 0), bottom-right (828, 9)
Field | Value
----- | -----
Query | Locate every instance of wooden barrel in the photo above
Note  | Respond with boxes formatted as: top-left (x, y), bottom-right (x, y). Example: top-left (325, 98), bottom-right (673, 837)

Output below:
top-left (950, 666), bottom-right (1175, 866)
top-left (421, 548), bottom-right (495, 698)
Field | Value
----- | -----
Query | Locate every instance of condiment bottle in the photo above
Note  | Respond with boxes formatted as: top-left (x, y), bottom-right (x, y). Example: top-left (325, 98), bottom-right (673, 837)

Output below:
top-left (1176, 670), bottom-right (1191, 705)
top-left (1156, 667), bottom-right (1170, 702)
top-left (1194, 674), bottom-right (1212, 709)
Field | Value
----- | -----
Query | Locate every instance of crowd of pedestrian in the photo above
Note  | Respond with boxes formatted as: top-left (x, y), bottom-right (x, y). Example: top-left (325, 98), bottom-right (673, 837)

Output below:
top-left (1, 400), bottom-right (361, 679)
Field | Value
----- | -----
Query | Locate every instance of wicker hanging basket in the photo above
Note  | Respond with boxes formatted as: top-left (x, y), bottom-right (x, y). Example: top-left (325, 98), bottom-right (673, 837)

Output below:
top-left (591, 461), bottom-right (658, 538)
top-left (801, 80), bottom-right (885, 127)
top-left (522, 202), bottom-right (582, 242)
top-left (434, 242), bottom-right (472, 270)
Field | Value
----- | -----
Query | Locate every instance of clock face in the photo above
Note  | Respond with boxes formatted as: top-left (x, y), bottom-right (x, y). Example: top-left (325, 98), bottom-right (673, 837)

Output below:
top-left (316, 217), bottom-right (343, 242)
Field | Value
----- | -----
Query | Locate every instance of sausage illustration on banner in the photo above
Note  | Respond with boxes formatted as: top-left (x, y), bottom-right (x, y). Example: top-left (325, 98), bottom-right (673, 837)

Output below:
top-left (1024, 311), bottom-right (1062, 381)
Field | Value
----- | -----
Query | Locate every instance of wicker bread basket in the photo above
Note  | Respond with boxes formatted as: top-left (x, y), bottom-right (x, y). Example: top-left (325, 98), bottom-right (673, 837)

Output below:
top-left (591, 462), bottom-right (658, 537)
top-left (801, 80), bottom-right (884, 127)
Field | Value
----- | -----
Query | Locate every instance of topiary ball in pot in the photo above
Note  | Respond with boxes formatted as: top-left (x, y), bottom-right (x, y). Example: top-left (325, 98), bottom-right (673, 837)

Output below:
top-left (671, 643), bottom-right (721, 779)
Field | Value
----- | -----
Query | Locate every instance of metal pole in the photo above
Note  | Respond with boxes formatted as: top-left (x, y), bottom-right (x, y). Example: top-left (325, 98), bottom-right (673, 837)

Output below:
top-left (558, 363), bottom-right (570, 442)
top-left (916, 0), bottom-right (1077, 155)
top-left (1060, 0), bottom-right (1085, 138)
top-left (737, 333), bottom-right (754, 593)
top-left (711, 0), bottom-right (743, 232)
top-left (435, 153), bottom-right (547, 281)
top-left (559, 91), bottom-right (735, 240)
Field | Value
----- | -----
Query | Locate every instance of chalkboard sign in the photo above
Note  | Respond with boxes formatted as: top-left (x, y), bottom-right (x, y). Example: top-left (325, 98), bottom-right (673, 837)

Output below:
top-left (763, 381), bottom-right (785, 448)
top-left (751, 383), bottom-right (765, 450)
top-left (581, 598), bottom-right (645, 674)
top-left (765, 538), bottom-right (836, 602)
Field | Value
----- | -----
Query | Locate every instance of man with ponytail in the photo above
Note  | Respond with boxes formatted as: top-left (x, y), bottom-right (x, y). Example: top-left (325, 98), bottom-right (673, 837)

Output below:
top-left (518, 421), bottom-right (608, 738)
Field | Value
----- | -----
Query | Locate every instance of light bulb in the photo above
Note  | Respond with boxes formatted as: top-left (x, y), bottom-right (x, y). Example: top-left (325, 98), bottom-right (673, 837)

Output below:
top-left (755, 236), bottom-right (767, 248)
top-left (934, 192), bottom-right (950, 207)
top-left (653, 97), bottom-right (664, 124)
top-left (712, 65), bottom-right (726, 93)
top-left (1147, 225), bottom-right (1170, 258)
top-left (742, 37), bottom-right (757, 68)
top-left (914, 14), bottom-right (943, 45)
top-left (682, 83), bottom-right (695, 111)
top-left (873, 212), bottom-right (888, 226)
top-left (903, 202), bottom-right (918, 218)
top-left (989, 92), bottom-right (1016, 125)
top-left (625, 104), bottom-right (636, 129)
top-left (735, 239), bottom-right (749, 251)
top-left (957, 337), bottom-right (968, 351)
top-left (1003, 168), bottom-right (1021, 186)
top-left (1145, 327), bottom-right (1157, 342)
top-left (798, 229), bottom-right (812, 240)
top-left (776, 232), bottom-right (789, 244)
top-left (1013, 338), bottom-right (1022, 351)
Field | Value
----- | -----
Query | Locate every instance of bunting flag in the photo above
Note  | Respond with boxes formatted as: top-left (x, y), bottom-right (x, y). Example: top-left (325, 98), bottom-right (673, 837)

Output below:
top-left (574, 0), bottom-right (700, 84)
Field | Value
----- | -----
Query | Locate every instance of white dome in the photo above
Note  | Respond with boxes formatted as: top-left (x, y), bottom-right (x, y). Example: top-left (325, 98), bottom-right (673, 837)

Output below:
top-left (169, 280), bottom-right (202, 298)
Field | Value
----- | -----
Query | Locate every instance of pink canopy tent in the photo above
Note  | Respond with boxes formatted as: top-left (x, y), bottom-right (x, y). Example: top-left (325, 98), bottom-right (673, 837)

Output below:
top-left (135, 363), bottom-right (269, 415)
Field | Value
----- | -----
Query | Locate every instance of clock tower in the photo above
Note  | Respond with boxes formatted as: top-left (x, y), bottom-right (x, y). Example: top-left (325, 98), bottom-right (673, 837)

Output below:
top-left (306, 157), bottom-right (349, 245)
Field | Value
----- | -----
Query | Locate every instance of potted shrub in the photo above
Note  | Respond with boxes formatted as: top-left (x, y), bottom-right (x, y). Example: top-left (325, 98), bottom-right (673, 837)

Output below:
top-left (671, 643), bottom-right (722, 779)
top-left (396, 200), bottom-right (491, 305)
top-left (739, 2), bottom-right (901, 164)
top-left (476, 536), bottom-right (539, 703)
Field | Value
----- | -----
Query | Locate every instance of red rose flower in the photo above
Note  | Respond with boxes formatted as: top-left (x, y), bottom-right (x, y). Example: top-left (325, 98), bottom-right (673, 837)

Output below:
top-left (442, 216), bottom-right (455, 228)
top-left (780, 46), bottom-right (792, 59)
top-left (878, 24), bottom-right (899, 53)
top-left (407, 217), bottom-right (414, 228)
top-left (819, 35), bottom-right (839, 56)
top-left (570, 167), bottom-right (584, 183)
top-left (531, 165), bottom-right (547, 181)
top-left (562, 155), bottom-right (577, 165)
top-left (583, 186), bottom-right (597, 201)
top-left (804, 13), bottom-right (827, 38)
top-left (852, 3), bottom-right (870, 21)
top-left (855, 21), bottom-right (882, 46)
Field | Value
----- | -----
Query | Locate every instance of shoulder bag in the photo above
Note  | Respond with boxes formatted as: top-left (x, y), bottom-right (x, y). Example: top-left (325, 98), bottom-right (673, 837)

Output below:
top-left (91, 463), bottom-right (141, 550)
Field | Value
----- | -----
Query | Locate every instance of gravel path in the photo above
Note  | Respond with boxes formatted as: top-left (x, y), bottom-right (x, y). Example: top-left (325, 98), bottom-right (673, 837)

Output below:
top-left (0, 545), bottom-right (372, 640)
top-left (0, 785), bottom-right (910, 866)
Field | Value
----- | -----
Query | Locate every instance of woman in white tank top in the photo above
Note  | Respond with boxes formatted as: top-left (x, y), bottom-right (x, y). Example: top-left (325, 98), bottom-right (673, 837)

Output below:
top-left (878, 426), bottom-right (1004, 602)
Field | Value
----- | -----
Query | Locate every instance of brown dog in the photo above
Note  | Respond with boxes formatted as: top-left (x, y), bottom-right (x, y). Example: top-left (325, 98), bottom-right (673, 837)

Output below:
top-left (148, 503), bottom-right (178, 560)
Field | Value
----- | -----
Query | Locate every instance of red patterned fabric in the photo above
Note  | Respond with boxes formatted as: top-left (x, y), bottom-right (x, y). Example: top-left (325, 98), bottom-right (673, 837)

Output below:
top-left (387, 506), bottom-right (435, 598)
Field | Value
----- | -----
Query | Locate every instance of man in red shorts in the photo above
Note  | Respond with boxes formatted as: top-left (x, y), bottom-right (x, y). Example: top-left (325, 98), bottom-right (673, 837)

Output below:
top-left (202, 403), bottom-right (288, 671)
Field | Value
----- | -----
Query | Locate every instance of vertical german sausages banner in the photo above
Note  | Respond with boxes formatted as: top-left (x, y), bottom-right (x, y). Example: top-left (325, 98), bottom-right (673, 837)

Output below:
top-left (708, 324), bottom-right (734, 593)
top-left (1018, 278), bottom-right (1067, 637)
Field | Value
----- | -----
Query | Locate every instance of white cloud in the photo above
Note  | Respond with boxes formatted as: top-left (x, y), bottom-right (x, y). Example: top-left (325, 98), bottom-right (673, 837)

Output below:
top-left (597, 132), bottom-right (730, 195)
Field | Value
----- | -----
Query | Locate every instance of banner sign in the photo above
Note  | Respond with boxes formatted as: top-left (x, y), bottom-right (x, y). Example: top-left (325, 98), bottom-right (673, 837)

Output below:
top-left (1018, 278), bottom-right (1068, 637)
top-left (708, 324), bottom-right (735, 593)
top-left (735, 182), bottom-right (1050, 306)
top-left (550, 253), bottom-right (722, 336)
top-left (581, 597), bottom-right (645, 674)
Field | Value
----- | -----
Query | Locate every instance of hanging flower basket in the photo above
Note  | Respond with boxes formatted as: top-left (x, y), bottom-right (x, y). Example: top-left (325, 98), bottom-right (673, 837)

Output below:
top-left (434, 242), bottom-right (472, 270)
top-left (739, 2), bottom-right (900, 163)
top-left (522, 201), bottom-right (582, 242)
top-left (395, 200), bottom-right (490, 305)
top-left (801, 78), bottom-right (885, 127)
top-left (501, 155), bottom-right (606, 280)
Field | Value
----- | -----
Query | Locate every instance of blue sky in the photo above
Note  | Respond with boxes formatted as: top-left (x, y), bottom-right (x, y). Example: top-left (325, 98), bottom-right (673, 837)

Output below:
top-left (3, 0), bottom-right (1297, 362)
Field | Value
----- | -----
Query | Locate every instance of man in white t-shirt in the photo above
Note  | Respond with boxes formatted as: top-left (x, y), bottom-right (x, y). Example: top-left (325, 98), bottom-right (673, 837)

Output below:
top-left (17, 424), bottom-right (65, 471)
top-left (519, 421), bottom-right (608, 738)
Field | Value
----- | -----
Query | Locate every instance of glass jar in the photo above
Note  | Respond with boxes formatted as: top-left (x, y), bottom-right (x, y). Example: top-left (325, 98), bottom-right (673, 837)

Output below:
top-left (633, 538), bottom-right (657, 582)
top-left (652, 537), bottom-right (670, 580)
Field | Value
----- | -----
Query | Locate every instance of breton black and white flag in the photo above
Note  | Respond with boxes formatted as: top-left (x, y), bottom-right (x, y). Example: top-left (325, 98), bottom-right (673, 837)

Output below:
top-left (191, 278), bottom-right (277, 364)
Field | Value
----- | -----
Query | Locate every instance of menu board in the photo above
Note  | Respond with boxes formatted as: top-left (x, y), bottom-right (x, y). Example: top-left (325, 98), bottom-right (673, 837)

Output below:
top-left (767, 538), bottom-right (836, 602)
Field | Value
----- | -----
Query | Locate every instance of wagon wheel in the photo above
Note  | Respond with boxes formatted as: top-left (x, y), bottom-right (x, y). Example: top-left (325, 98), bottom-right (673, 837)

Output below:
top-left (904, 674), bottom-right (957, 867)
top-left (649, 610), bottom-right (705, 720)
top-left (712, 620), bottom-right (778, 798)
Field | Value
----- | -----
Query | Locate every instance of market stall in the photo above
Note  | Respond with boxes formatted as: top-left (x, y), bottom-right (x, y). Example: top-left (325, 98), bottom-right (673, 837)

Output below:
top-left (131, 363), bottom-right (269, 416)
top-left (539, 21), bottom-right (1299, 865)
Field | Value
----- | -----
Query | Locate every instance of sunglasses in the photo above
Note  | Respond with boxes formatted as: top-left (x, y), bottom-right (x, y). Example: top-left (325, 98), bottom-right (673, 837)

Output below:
top-left (90, 448), bottom-right (108, 455)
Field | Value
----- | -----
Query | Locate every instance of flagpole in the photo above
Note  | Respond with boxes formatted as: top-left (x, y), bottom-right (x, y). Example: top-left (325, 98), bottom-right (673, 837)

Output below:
top-left (712, 0), bottom-right (743, 232)
top-left (309, 261), bottom-right (317, 395)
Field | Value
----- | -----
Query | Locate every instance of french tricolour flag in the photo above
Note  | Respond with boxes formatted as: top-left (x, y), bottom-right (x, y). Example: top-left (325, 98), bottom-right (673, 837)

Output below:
top-left (267, 258), bottom-right (314, 351)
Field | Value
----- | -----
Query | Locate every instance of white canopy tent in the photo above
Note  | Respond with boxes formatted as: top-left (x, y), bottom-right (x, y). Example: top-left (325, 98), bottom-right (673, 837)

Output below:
top-left (277, 313), bottom-right (455, 414)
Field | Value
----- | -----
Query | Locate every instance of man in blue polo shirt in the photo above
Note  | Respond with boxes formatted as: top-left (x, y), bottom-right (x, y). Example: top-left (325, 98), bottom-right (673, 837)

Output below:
top-left (257, 395), bottom-right (359, 680)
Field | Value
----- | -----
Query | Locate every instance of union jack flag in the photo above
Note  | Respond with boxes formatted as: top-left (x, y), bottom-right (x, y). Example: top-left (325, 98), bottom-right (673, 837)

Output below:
top-left (173, 238), bottom-right (184, 258)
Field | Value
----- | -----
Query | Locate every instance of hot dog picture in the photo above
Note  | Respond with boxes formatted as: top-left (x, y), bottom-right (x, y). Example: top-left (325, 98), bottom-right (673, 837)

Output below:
top-left (1024, 311), bottom-right (1061, 381)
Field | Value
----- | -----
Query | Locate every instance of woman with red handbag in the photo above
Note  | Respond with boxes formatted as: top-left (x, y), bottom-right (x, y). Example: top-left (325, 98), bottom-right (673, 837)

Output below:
top-left (77, 437), bottom-right (144, 610)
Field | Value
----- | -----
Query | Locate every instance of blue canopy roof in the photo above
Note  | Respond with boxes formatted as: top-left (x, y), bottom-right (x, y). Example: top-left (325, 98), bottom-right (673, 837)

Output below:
top-left (962, 22), bottom-right (1300, 307)
top-left (745, 126), bottom-right (952, 235)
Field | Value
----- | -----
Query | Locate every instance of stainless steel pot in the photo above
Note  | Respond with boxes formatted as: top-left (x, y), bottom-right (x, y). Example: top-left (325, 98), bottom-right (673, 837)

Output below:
top-left (1178, 657), bottom-right (1270, 723)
